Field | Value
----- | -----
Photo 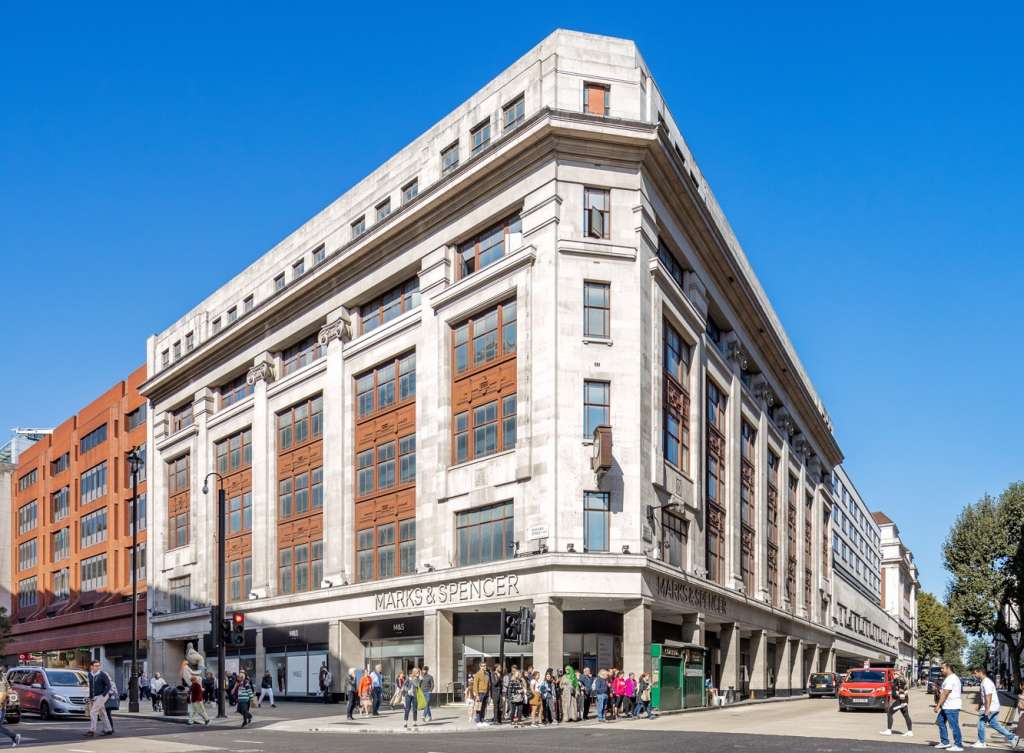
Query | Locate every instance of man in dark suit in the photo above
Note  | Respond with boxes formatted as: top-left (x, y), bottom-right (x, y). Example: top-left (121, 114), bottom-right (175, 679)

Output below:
top-left (85, 660), bottom-right (114, 737)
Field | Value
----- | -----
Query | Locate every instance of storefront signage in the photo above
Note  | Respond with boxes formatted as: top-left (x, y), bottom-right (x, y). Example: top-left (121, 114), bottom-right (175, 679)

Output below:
top-left (374, 574), bottom-right (521, 612)
top-left (655, 576), bottom-right (727, 616)
top-left (526, 525), bottom-right (549, 540)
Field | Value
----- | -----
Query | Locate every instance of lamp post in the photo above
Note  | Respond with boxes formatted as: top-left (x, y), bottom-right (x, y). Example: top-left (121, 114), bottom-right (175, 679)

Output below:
top-left (127, 447), bottom-right (142, 713)
top-left (202, 472), bottom-right (227, 719)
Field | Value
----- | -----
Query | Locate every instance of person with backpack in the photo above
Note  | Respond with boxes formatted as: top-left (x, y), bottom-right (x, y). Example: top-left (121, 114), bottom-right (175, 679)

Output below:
top-left (235, 672), bottom-right (254, 727)
top-left (634, 672), bottom-right (654, 719)
top-left (880, 669), bottom-right (912, 736)
top-left (0, 671), bottom-right (21, 747)
top-left (974, 666), bottom-right (1019, 748)
top-left (84, 660), bottom-right (114, 737)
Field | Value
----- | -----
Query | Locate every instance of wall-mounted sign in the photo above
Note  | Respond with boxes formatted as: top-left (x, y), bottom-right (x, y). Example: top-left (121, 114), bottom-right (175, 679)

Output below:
top-left (655, 576), bottom-right (728, 616)
top-left (526, 525), bottom-right (548, 540)
top-left (374, 574), bottom-right (521, 612)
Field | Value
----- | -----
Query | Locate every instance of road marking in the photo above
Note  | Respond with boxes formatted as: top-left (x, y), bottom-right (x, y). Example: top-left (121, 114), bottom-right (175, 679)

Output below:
top-left (67, 749), bottom-right (96, 753)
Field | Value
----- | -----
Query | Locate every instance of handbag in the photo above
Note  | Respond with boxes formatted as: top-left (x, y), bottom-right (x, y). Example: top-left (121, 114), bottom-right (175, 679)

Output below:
top-left (105, 693), bottom-right (120, 710)
top-left (416, 687), bottom-right (427, 710)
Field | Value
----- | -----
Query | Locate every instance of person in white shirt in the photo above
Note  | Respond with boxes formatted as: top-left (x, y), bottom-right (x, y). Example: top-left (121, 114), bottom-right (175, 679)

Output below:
top-left (973, 667), bottom-right (1019, 749)
top-left (933, 662), bottom-right (964, 751)
top-left (149, 672), bottom-right (167, 712)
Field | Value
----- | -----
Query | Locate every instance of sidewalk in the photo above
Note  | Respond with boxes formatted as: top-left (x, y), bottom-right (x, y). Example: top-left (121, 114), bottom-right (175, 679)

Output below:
top-left (112, 699), bottom-right (331, 727)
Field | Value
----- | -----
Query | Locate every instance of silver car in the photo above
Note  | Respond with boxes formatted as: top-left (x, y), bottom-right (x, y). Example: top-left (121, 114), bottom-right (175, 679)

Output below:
top-left (6, 667), bottom-right (90, 719)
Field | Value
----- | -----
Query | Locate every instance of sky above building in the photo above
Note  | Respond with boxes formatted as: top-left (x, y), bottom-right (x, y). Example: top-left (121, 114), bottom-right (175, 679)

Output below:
top-left (2, 1), bottom-right (1021, 598)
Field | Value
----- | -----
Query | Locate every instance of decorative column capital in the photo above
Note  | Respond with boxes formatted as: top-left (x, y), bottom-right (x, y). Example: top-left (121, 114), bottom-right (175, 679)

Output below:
top-left (318, 315), bottom-right (351, 347)
top-left (246, 359), bottom-right (275, 386)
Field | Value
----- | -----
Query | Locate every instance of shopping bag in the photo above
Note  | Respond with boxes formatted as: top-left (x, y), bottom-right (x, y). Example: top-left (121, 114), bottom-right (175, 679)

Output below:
top-left (416, 687), bottom-right (427, 710)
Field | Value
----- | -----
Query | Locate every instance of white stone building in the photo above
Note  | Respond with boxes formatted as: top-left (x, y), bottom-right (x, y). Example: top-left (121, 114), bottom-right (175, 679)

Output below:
top-left (874, 511), bottom-right (919, 675)
top-left (141, 30), bottom-right (857, 705)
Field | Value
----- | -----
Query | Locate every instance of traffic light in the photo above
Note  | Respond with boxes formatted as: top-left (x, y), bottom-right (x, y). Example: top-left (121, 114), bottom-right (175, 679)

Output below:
top-left (230, 612), bottom-right (246, 646)
top-left (220, 618), bottom-right (233, 645)
top-left (502, 610), bottom-right (521, 642)
top-left (518, 607), bottom-right (535, 646)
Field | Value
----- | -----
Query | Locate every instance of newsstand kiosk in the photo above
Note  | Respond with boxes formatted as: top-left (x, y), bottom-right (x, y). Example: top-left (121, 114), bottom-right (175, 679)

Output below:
top-left (651, 641), bottom-right (707, 711)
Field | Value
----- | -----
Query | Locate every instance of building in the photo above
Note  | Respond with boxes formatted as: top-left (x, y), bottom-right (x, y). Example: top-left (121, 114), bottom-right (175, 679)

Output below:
top-left (1, 429), bottom-right (49, 611)
top-left (142, 30), bottom-right (848, 704)
top-left (873, 511), bottom-right (918, 675)
top-left (829, 467), bottom-right (899, 671)
top-left (5, 367), bottom-right (148, 690)
top-left (991, 603), bottom-right (1019, 687)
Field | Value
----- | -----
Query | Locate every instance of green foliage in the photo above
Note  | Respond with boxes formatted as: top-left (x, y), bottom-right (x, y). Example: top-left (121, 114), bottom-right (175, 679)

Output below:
top-left (965, 637), bottom-right (990, 671)
top-left (917, 590), bottom-right (966, 668)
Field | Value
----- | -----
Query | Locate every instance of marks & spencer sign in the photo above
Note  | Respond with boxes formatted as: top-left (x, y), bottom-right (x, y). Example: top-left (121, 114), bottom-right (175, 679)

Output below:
top-left (375, 574), bottom-right (521, 612)
top-left (656, 576), bottom-right (727, 616)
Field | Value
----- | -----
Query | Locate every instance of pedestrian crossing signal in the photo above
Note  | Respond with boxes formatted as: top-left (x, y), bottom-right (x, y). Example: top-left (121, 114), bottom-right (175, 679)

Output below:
top-left (502, 610), bottom-right (521, 642)
top-left (519, 607), bottom-right (534, 645)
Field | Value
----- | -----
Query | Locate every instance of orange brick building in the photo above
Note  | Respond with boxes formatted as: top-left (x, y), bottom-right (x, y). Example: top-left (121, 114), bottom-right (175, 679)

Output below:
top-left (6, 365), bottom-right (148, 685)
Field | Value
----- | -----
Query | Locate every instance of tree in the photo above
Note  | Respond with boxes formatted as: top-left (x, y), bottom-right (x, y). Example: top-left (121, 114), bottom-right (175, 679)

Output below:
top-left (0, 606), bottom-right (11, 655)
top-left (943, 482), bottom-right (1024, 688)
top-left (965, 636), bottom-right (991, 671)
top-left (917, 590), bottom-right (967, 669)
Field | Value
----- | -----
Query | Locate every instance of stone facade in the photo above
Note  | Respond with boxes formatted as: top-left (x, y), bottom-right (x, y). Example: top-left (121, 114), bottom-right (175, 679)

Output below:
top-left (875, 511), bottom-right (918, 674)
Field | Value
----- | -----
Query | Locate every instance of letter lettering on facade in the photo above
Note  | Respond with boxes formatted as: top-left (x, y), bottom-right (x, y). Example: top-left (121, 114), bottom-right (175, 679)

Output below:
top-left (655, 576), bottom-right (727, 616)
top-left (507, 574), bottom-right (520, 596)
top-left (373, 575), bottom-right (527, 613)
top-left (482, 577), bottom-right (495, 598)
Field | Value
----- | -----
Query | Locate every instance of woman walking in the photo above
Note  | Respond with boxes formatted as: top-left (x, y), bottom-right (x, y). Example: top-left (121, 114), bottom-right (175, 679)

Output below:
top-left (402, 668), bottom-right (422, 730)
top-left (633, 673), bottom-right (654, 719)
top-left (529, 671), bottom-right (543, 726)
top-left (880, 669), bottom-right (912, 737)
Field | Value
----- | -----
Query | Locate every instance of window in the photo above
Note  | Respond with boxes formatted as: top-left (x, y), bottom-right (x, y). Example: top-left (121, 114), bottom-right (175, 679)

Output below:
top-left (584, 82), bottom-right (610, 116)
top-left (584, 187), bottom-right (610, 239)
top-left (228, 492), bottom-right (253, 533)
top-left (767, 450), bottom-right (780, 605)
top-left (359, 277), bottom-right (420, 334)
top-left (706, 379), bottom-right (727, 584)
top-left (663, 513), bottom-right (688, 569)
top-left (452, 302), bottom-right (516, 376)
top-left (453, 394), bottom-right (517, 465)
top-left (503, 95), bottom-right (525, 131)
top-left (173, 341), bottom-right (181, 360)
top-left (126, 404), bottom-right (147, 431)
top-left (804, 493), bottom-right (814, 609)
top-left (215, 427), bottom-right (253, 474)
top-left (583, 491), bottom-right (610, 552)
top-left (313, 245), bottom-right (326, 266)
top-left (229, 557), bottom-right (253, 602)
top-left (18, 500), bottom-right (37, 534)
top-left (243, 295), bottom-right (254, 313)
top-left (292, 259), bottom-right (305, 279)
top-left (457, 215), bottom-right (522, 278)
top-left (376, 198), bottom-right (391, 222)
top-left (583, 281), bottom-right (610, 338)
top-left (584, 380), bottom-right (610, 437)
top-left (275, 273), bottom-right (286, 292)
top-left (212, 317), bottom-right (222, 334)
top-left (355, 354), bottom-right (415, 419)
top-left (277, 395), bottom-right (323, 450)
top-left (786, 474), bottom-right (798, 601)
top-left (226, 306), bottom-right (237, 324)
top-left (401, 179), bottom-right (418, 204)
top-left (171, 403), bottom-right (193, 433)
top-left (162, 349), bottom-right (170, 367)
top-left (456, 501), bottom-right (514, 567)
top-left (18, 539), bottom-right (37, 571)
top-left (663, 322), bottom-right (691, 473)
top-left (357, 528), bottom-right (373, 581)
top-left (281, 334), bottom-right (324, 376)
top-left (127, 492), bottom-right (146, 532)
top-left (352, 216), bottom-right (366, 238)
top-left (219, 373), bottom-right (254, 410)
top-left (377, 524), bottom-right (395, 579)
top-left (80, 461), bottom-right (108, 505)
top-left (18, 577), bottom-right (37, 609)
top-left (79, 424), bottom-right (107, 454)
top-left (441, 142), bottom-right (459, 174)
top-left (169, 509), bottom-right (189, 549)
top-left (740, 420), bottom-right (756, 594)
top-left (471, 119), bottom-right (491, 155)
top-left (17, 468), bottom-right (37, 492)
top-left (399, 520), bottom-right (415, 576)
top-left (169, 575), bottom-right (191, 612)
top-left (51, 452), bottom-right (70, 475)
top-left (278, 467), bottom-right (318, 519)
top-left (80, 508), bottom-right (108, 548)
top-left (52, 487), bottom-right (70, 522)
top-left (185, 331), bottom-right (194, 351)
top-left (52, 568), bottom-right (70, 601)
top-left (167, 454), bottom-right (190, 496)
top-left (52, 527), bottom-right (70, 562)
top-left (279, 541), bottom-right (323, 594)
top-left (129, 542), bottom-right (146, 582)
top-left (398, 435), bottom-right (416, 484)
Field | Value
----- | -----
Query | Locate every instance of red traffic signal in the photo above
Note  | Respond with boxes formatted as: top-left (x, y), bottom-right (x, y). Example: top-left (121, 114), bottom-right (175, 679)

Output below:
top-left (230, 612), bottom-right (246, 646)
top-left (232, 612), bottom-right (245, 625)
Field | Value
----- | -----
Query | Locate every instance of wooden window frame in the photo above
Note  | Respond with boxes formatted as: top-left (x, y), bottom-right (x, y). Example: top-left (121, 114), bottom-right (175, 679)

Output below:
top-left (215, 427), bottom-right (253, 475)
top-left (219, 374), bottom-right (254, 410)
top-left (276, 394), bottom-right (323, 452)
top-left (171, 404), bottom-right (193, 433)
top-left (705, 379), bottom-right (727, 584)
top-left (456, 214), bottom-right (522, 279)
top-left (455, 501), bottom-right (514, 567)
top-left (359, 278), bottom-right (420, 335)
top-left (229, 556), bottom-right (252, 602)
top-left (279, 539), bottom-right (323, 594)
top-left (355, 352), bottom-right (415, 422)
top-left (281, 334), bottom-right (324, 377)
top-left (662, 321), bottom-right (691, 474)
top-left (662, 512), bottom-right (688, 570)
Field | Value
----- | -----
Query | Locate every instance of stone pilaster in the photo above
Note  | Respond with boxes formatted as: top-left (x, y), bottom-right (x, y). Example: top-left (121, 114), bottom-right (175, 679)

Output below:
top-left (319, 311), bottom-right (351, 584)
top-left (533, 597), bottom-right (563, 674)
top-left (623, 600), bottom-right (652, 674)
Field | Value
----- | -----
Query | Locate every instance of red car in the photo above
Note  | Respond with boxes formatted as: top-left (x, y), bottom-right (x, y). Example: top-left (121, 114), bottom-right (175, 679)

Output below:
top-left (837, 667), bottom-right (893, 712)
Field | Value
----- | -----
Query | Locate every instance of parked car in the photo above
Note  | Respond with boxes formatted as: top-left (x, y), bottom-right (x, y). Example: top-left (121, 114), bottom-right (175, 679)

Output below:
top-left (925, 666), bottom-right (944, 695)
top-left (837, 667), bottom-right (894, 712)
top-left (6, 667), bottom-right (90, 719)
top-left (808, 672), bottom-right (839, 698)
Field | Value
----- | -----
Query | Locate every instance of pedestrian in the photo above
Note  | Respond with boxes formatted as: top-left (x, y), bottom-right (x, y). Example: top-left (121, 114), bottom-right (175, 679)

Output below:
top-left (202, 671), bottom-right (215, 705)
top-left (227, 672), bottom-right (238, 705)
top-left (318, 662), bottom-right (332, 704)
top-left (235, 672), bottom-right (254, 727)
top-left (421, 666), bottom-right (434, 722)
top-left (188, 675), bottom-right (210, 726)
top-left (392, 671), bottom-right (406, 709)
top-left (932, 662), bottom-right (964, 751)
top-left (624, 672), bottom-right (637, 717)
top-left (150, 672), bottom-right (166, 712)
top-left (880, 669), bottom-right (912, 736)
top-left (594, 669), bottom-right (610, 722)
top-left (257, 670), bottom-right (275, 708)
top-left (401, 667), bottom-right (422, 730)
top-left (502, 665), bottom-right (514, 721)
top-left (580, 666), bottom-right (594, 720)
top-left (0, 671), bottom-right (22, 747)
top-left (358, 669), bottom-right (373, 716)
top-left (490, 666), bottom-right (503, 724)
top-left (974, 666), bottom-right (1019, 748)
top-left (540, 669), bottom-right (557, 724)
top-left (634, 672), bottom-right (654, 719)
top-left (529, 671), bottom-right (543, 726)
top-left (472, 661), bottom-right (491, 726)
top-left (370, 664), bottom-right (383, 716)
top-left (140, 672), bottom-right (151, 701)
top-left (562, 666), bottom-right (580, 722)
top-left (345, 668), bottom-right (358, 720)
top-left (84, 660), bottom-right (114, 737)
top-left (508, 668), bottom-right (525, 725)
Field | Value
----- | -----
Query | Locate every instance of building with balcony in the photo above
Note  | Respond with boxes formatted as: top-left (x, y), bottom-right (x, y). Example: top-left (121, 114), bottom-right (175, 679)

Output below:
top-left (141, 30), bottom-right (849, 703)
top-left (4, 367), bottom-right (148, 690)
top-left (873, 510), bottom-right (919, 674)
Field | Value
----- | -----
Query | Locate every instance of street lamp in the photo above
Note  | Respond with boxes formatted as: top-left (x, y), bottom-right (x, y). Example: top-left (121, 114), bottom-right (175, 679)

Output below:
top-left (126, 448), bottom-right (143, 713)
top-left (202, 472), bottom-right (228, 719)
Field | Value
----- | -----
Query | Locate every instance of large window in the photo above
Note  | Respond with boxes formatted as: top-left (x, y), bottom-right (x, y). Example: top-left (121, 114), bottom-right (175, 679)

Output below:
top-left (52, 487), bottom-right (70, 522)
top-left (767, 450), bottom-right (780, 605)
top-left (786, 474), bottom-right (798, 602)
top-left (80, 508), bottom-right (108, 549)
top-left (229, 557), bottom-right (252, 602)
top-left (216, 428), bottom-right (253, 474)
top-left (126, 404), bottom-right (147, 431)
top-left (128, 542), bottom-right (146, 582)
top-left (663, 322), bottom-right (691, 473)
top-left (282, 335), bottom-right (324, 377)
top-left (81, 553), bottom-right (107, 592)
top-left (354, 520), bottom-right (415, 582)
top-left (356, 353), bottom-right (416, 419)
top-left (169, 575), bottom-right (191, 612)
top-left (705, 380), bottom-right (727, 584)
top-left (657, 238), bottom-right (686, 289)
top-left (17, 539), bottom-right (37, 571)
top-left (171, 404), bottom-right (193, 433)
top-left (17, 469), bottom-right (37, 492)
top-left (456, 215), bottom-right (523, 279)
top-left (355, 437), bottom-right (413, 498)
top-left (52, 527), bottom-right (70, 562)
top-left (277, 395), bottom-right (323, 450)
top-left (168, 454), bottom-right (189, 495)
top-left (18, 577), bottom-right (37, 609)
top-left (583, 281), bottom-right (610, 339)
top-left (219, 374), bottom-right (254, 409)
top-left (80, 461), bottom-right (108, 505)
top-left (804, 493), bottom-right (814, 609)
top-left (663, 513), bottom-right (688, 569)
top-left (18, 500), bottom-right (37, 534)
top-left (453, 397), bottom-right (516, 464)
top-left (456, 501), bottom-right (514, 567)
top-left (360, 278), bottom-right (420, 334)
top-left (79, 424), bottom-right (107, 454)
top-left (228, 492), bottom-right (253, 533)
top-left (453, 302), bottom-right (516, 375)
top-left (278, 540), bottom-right (323, 594)
top-left (51, 452), bottom-right (70, 475)
top-left (584, 187), bottom-right (610, 239)
top-left (53, 568), bottom-right (70, 601)
top-left (583, 491), bottom-right (610, 552)
top-left (583, 380), bottom-right (610, 437)
top-left (278, 468), bottom-right (322, 519)
top-left (168, 508), bottom-right (189, 550)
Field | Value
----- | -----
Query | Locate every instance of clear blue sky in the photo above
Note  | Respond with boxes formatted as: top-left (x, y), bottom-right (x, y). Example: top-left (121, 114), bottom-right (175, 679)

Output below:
top-left (3, 2), bottom-right (1021, 597)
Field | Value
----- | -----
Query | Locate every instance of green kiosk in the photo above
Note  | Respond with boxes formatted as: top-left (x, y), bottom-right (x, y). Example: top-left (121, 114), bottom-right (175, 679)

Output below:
top-left (651, 642), bottom-right (707, 710)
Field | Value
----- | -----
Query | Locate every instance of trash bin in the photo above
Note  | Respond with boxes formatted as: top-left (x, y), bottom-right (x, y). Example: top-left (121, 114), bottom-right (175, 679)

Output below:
top-left (162, 686), bottom-right (190, 716)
